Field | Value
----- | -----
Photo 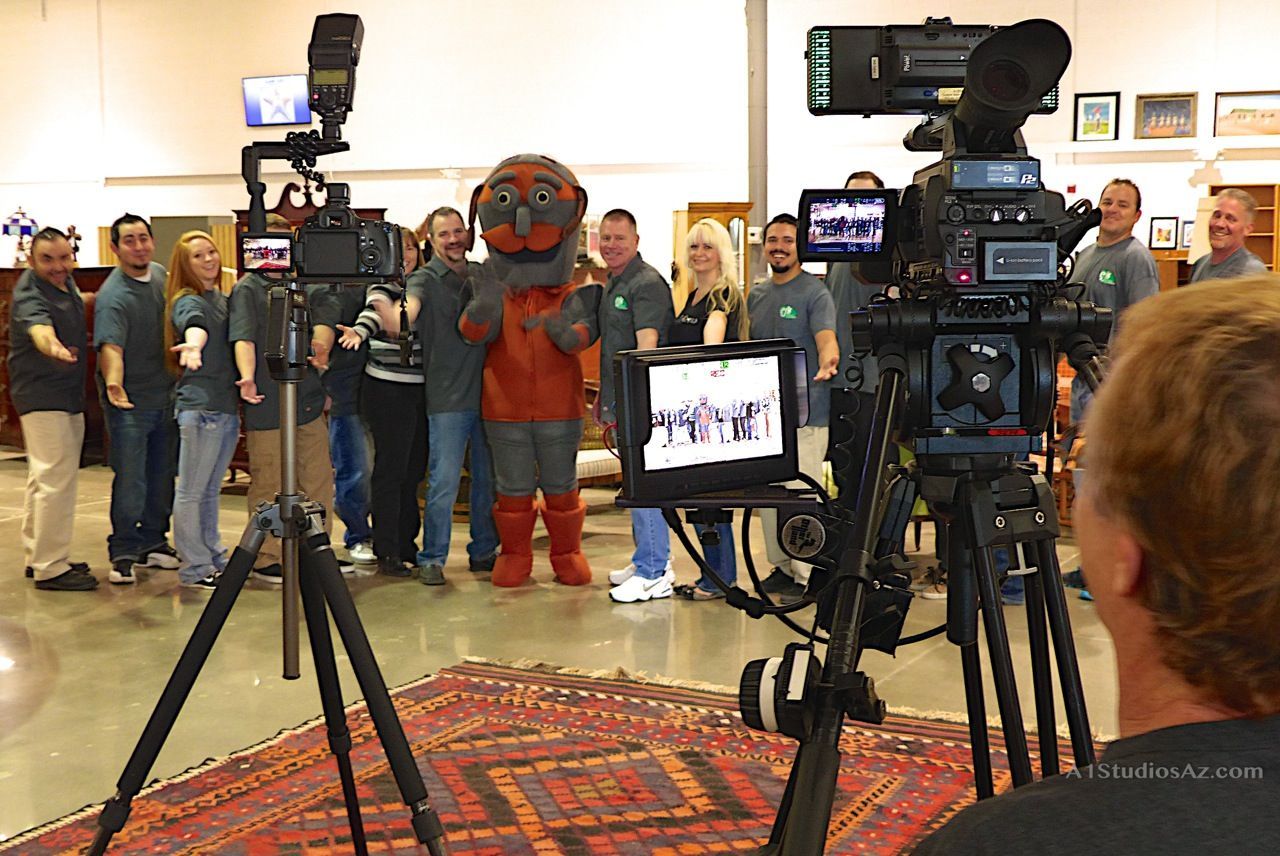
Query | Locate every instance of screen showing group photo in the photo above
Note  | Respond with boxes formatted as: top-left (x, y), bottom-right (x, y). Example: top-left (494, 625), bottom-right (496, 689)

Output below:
top-left (803, 194), bottom-right (888, 256)
top-left (642, 355), bottom-right (784, 471)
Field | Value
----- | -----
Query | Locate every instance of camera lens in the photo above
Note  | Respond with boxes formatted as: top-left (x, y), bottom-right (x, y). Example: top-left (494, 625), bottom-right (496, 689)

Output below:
top-left (980, 59), bottom-right (1031, 105)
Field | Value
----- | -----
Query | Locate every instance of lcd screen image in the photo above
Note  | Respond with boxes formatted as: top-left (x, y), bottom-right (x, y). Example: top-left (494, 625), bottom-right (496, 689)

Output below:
top-left (803, 195), bottom-right (887, 256)
top-left (242, 236), bottom-right (292, 272)
top-left (243, 74), bottom-right (312, 127)
top-left (643, 356), bottom-right (783, 471)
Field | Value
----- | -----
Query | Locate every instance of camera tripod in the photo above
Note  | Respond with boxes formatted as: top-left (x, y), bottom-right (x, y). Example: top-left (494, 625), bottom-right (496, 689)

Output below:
top-left (88, 280), bottom-right (449, 856)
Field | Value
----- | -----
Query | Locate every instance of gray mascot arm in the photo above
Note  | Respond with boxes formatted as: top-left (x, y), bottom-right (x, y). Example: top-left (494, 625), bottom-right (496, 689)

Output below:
top-left (458, 264), bottom-right (505, 345)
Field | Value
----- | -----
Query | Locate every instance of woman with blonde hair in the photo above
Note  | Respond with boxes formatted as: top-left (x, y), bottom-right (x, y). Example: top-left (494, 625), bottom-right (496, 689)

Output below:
top-left (165, 231), bottom-right (238, 590)
top-left (670, 217), bottom-right (747, 600)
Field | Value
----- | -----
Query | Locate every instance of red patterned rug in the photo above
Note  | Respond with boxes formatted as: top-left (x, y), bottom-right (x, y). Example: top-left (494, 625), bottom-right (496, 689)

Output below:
top-left (2, 660), bottom-right (1083, 855)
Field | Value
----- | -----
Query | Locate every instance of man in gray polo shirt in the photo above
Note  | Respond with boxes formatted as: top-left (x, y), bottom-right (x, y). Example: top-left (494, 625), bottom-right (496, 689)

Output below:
top-left (10, 228), bottom-right (98, 591)
top-left (229, 214), bottom-right (338, 582)
top-left (749, 213), bottom-right (839, 602)
top-left (94, 213), bottom-right (180, 585)
top-left (1189, 188), bottom-right (1269, 283)
top-left (598, 208), bottom-right (678, 604)
top-left (1062, 179), bottom-right (1159, 600)
top-left (409, 206), bottom-right (499, 584)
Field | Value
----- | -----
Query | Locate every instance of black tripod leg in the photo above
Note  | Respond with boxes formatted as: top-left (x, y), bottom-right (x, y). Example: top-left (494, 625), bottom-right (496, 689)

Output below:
top-left (1021, 545), bottom-right (1060, 776)
top-left (297, 539), bottom-right (369, 856)
top-left (941, 520), bottom-right (995, 798)
top-left (1034, 539), bottom-right (1096, 767)
top-left (297, 527), bottom-right (450, 855)
top-left (970, 540), bottom-right (1034, 787)
top-left (89, 527), bottom-right (266, 856)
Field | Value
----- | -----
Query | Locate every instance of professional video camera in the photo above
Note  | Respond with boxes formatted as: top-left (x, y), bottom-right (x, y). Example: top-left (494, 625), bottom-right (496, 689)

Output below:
top-left (616, 18), bottom-right (1109, 856)
top-left (799, 17), bottom-right (1108, 455)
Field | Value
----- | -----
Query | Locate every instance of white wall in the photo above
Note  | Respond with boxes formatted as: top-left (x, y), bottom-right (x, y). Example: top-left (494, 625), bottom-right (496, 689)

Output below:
top-left (1, 0), bottom-right (749, 271)
top-left (3, 0), bottom-right (1279, 271)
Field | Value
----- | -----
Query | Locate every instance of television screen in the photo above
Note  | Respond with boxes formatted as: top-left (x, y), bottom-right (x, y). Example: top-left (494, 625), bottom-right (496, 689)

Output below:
top-left (242, 74), bottom-right (312, 127)
top-left (240, 234), bottom-right (293, 272)
top-left (643, 355), bottom-right (784, 471)
top-left (614, 340), bottom-right (806, 502)
top-left (797, 189), bottom-right (896, 262)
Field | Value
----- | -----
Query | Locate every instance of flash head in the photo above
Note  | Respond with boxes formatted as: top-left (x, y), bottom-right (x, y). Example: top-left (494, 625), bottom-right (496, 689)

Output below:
top-left (308, 13), bottom-right (363, 134)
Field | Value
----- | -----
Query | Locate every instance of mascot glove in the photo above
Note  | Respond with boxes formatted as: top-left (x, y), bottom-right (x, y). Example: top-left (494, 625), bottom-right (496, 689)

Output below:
top-left (465, 266), bottom-right (507, 325)
top-left (524, 311), bottom-right (581, 352)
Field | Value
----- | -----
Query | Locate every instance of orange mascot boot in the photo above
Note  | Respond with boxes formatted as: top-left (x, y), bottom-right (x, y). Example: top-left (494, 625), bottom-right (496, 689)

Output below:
top-left (491, 493), bottom-right (538, 587)
top-left (541, 490), bottom-right (592, 585)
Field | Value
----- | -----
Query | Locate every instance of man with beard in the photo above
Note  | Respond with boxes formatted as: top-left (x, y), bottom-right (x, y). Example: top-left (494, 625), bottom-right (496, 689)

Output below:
top-left (409, 206), bottom-right (499, 585)
top-left (94, 214), bottom-right (180, 585)
top-left (10, 229), bottom-right (98, 590)
top-left (748, 213), bottom-right (838, 603)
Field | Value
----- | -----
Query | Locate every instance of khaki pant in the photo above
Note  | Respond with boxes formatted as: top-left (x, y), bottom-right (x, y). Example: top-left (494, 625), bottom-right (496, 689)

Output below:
top-left (762, 425), bottom-right (828, 585)
top-left (246, 418), bottom-right (335, 567)
top-left (21, 411), bottom-right (85, 580)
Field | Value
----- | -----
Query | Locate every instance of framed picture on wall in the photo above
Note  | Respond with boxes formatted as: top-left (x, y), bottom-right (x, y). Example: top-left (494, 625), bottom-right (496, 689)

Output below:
top-left (1074, 92), bottom-right (1120, 141)
top-left (1135, 93), bottom-right (1197, 139)
top-left (1214, 91), bottom-right (1280, 137)
top-left (1181, 220), bottom-right (1196, 249)
top-left (1149, 217), bottom-right (1179, 250)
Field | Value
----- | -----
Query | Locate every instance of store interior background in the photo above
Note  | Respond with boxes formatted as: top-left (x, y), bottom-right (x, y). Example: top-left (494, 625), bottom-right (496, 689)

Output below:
top-left (6, 0), bottom-right (1280, 276)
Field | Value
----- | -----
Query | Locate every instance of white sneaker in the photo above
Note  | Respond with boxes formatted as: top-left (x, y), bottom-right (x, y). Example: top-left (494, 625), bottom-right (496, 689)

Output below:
top-left (608, 559), bottom-right (674, 587)
top-left (348, 541), bottom-right (375, 564)
top-left (609, 572), bottom-right (674, 603)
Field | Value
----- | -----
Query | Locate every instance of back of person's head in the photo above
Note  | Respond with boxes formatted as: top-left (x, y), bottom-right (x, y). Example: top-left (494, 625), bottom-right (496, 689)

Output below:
top-left (1086, 275), bottom-right (1280, 716)
top-left (845, 170), bottom-right (885, 189)
top-left (264, 213), bottom-right (293, 232)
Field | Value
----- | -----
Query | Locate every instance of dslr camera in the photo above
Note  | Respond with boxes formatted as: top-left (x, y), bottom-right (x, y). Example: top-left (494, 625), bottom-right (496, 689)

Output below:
top-left (238, 13), bottom-right (403, 284)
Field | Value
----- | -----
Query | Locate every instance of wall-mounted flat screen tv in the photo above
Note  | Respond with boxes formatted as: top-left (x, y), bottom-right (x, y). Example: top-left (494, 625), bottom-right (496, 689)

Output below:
top-left (242, 74), bottom-right (312, 127)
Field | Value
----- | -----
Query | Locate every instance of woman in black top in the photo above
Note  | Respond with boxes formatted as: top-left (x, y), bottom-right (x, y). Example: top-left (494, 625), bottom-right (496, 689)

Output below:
top-left (338, 227), bottom-right (428, 578)
top-left (670, 218), bottom-right (748, 600)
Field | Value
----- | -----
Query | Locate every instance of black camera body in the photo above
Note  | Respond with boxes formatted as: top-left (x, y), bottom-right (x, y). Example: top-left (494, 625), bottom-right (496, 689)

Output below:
top-left (294, 183), bottom-right (402, 283)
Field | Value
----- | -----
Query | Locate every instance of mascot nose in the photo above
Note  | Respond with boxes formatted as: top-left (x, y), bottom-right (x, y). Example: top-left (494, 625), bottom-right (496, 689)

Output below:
top-left (514, 205), bottom-right (532, 237)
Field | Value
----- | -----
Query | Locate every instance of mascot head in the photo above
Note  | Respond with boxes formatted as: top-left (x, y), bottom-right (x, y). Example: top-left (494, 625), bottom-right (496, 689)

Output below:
top-left (470, 153), bottom-right (587, 286)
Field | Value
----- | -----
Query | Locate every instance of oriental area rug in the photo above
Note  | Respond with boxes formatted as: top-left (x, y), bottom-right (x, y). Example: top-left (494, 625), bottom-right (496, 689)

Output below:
top-left (2, 660), bottom-right (1087, 855)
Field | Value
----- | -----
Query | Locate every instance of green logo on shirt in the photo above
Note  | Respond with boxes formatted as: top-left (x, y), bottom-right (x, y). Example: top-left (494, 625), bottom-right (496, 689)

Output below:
top-left (1098, 269), bottom-right (1117, 286)
top-left (614, 295), bottom-right (630, 310)
top-left (779, 305), bottom-right (798, 319)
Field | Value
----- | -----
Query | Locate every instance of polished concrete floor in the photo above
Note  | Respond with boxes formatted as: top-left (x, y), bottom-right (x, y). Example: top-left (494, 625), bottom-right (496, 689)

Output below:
top-left (0, 457), bottom-right (1118, 842)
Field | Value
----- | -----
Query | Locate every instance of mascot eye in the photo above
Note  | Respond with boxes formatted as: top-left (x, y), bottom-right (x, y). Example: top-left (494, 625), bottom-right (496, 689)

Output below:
top-left (492, 184), bottom-right (519, 211)
top-left (528, 184), bottom-right (556, 212)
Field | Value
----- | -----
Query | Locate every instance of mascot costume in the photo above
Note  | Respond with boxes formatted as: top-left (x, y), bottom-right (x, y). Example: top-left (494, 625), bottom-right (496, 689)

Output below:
top-left (459, 154), bottom-right (601, 588)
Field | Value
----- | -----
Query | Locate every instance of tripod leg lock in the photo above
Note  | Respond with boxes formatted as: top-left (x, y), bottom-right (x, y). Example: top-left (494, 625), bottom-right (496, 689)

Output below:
top-left (835, 672), bottom-right (887, 725)
top-left (96, 792), bottom-right (132, 833)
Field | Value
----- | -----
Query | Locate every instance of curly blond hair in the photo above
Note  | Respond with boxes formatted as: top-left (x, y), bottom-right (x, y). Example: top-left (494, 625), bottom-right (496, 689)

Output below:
top-left (1086, 274), bottom-right (1280, 716)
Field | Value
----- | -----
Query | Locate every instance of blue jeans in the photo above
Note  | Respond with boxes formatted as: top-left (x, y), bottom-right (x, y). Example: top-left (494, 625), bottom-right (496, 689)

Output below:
top-left (417, 410), bottom-right (499, 567)
top-left (174, 410), bottom-right (239, 583)
top-left (105, 405), bottom-right (177, 562)
top-left (329, 413), bottom-right (372, 548)
top-left (630, 506), bottom-right (670, 580)
top-left (697, 520), bottom-right (737, 590)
